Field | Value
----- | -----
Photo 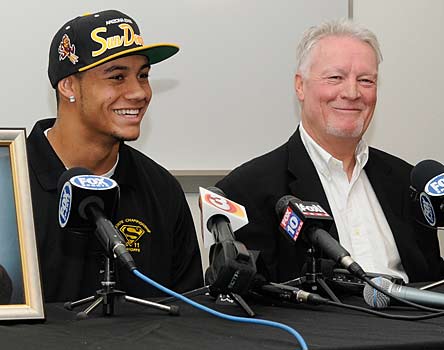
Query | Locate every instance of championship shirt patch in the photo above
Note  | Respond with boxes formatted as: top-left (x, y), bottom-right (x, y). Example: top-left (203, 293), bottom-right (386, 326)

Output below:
top-left (115, 218), bottom-right (150, 253)
top-left (58, 34), bottom-right (79, 64)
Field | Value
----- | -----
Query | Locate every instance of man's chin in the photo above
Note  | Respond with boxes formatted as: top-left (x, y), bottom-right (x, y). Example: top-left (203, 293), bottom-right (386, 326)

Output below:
top-left (326, 122), bottom-right (364, 139)
top-left (112, 133), bottom-right (140, 142)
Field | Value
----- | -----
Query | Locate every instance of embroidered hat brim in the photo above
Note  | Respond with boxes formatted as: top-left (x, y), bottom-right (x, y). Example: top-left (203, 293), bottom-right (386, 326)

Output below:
top-left (78, 44), bottom-right (179, 72)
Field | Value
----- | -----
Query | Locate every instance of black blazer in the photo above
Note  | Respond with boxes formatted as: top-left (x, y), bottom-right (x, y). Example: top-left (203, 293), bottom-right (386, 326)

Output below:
top-left (217, 129), bottom-right (443, 283)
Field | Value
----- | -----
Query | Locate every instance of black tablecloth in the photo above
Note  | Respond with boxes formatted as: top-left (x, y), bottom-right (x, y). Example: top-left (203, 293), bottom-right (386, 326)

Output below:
top-left (1, 293), bottom-right (444, 350)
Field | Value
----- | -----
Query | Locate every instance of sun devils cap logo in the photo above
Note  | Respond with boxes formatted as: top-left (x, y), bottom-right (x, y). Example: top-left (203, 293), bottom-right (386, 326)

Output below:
top-left (48, 9), bottom-right (180, 88)
top-left (58, 34), bottom-right (79, 64)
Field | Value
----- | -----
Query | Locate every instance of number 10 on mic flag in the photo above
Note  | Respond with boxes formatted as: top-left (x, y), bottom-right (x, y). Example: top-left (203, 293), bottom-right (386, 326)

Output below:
top-left (199, 187), bottom-right (249, 247)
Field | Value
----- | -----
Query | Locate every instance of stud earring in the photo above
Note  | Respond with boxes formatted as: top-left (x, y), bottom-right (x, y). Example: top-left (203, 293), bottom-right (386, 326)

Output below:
top-left (69, 95), bottom-right (76, 103)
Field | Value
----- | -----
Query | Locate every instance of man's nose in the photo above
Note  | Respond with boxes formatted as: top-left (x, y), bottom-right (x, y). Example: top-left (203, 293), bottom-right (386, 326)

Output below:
top-left (340, 79), bottom-right (361, 100)
top-left (124, 78), bottom-right (151, 101)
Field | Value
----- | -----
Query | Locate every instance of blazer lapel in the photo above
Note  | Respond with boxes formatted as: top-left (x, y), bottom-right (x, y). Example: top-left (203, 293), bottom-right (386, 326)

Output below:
top-left (365, 150), bottom-right (423, 277)
top-left (365, 150), bottom-right (404, 235)
top-left (364, 151), bottom-right (395, 213)
top-left (286, 128), bottom-right (338, 240)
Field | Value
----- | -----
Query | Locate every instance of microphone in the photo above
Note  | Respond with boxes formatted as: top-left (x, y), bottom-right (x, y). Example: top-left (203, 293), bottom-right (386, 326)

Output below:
top-left (363, 276), bottom-right (444, 309)
top-left (249, 280), bottom-right (329, 306)
top-left (410, 159), bottom-right (444, 227)
top-left (275, 195), bottom-right (366, 279)
top-left (199, 187), bottom-right (256, 296)
top-left (199, 186), bottom-right (249, 247)
top-left (57, 167), bottom-right (136, 271)
top-left (205, 186), bottom-right (239, 243)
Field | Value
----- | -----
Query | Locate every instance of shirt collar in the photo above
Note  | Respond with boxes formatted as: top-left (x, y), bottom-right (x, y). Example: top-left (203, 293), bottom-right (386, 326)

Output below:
top-left (299, 122), bottom-right (369, 180)
top-left (99, 154), bottom-right (119, 178)
top-left (43, 127), bottom-right (119, 178)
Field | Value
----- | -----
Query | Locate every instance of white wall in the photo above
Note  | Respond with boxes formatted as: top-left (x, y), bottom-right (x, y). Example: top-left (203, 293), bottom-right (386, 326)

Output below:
top-left (186, 193), bottom-right (209, 271)
top-left (354, 0), bottom-right (444, 165)
top-left (0, 0), bottom-right (347, 171)
top-left (353, 0), bottom-right (444, 256)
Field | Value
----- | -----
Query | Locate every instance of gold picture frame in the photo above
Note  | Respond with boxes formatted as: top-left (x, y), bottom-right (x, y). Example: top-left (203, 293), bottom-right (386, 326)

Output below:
top-left (0, 128), bottom-right (44, 321)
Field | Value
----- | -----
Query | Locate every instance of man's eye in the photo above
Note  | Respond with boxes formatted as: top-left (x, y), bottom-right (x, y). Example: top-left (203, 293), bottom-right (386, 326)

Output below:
top-left (326, 76), bottom-right (342, 82)
top-left (359, 79), bottom-right (375, 86)
top-left (139, 72), bottom-right (150, 79)
top-left (110, 74), bottom-right (124, 81)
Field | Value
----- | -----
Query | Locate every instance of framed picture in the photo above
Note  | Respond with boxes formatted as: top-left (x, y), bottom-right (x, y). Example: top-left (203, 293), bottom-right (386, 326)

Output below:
top-left (0, 128), bottom-right (44, 321)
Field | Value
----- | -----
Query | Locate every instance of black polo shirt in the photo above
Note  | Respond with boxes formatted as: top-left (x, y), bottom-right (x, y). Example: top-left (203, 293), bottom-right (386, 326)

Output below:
top-left (27, 118), bottom-right (203, 302)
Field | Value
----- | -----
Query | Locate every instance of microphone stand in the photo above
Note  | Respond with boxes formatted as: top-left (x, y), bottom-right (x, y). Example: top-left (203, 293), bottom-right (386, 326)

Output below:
top-left (156, 243), bottom-right (258, 316)
top-left (283, 247), bottom-right (341, 303)
top-left (156, 284), bottom-right (255, 317)
top-left (64, 255), bottom-right (179, 319)
top-left (213, 291), bottom-right (256, 317)
top-left (420, 279), bottom-right (444, 290)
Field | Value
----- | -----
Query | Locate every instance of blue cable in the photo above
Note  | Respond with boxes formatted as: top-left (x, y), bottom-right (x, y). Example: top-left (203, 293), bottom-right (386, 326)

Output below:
top-left (133, 269), bottom-right (308, 350)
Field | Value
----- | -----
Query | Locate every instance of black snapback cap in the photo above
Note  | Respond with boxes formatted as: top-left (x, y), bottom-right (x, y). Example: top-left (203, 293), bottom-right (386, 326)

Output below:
top-left (48, 9), bottom-right (179, 88)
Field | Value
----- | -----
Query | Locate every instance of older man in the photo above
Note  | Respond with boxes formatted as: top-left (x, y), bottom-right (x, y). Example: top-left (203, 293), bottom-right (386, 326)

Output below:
top-left (217, 19), bottom-right (443, 284)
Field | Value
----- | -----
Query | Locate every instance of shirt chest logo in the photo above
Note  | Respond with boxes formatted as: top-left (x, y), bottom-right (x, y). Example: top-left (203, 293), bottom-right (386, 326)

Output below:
top-left (115, 218), bottom-right (150, 253)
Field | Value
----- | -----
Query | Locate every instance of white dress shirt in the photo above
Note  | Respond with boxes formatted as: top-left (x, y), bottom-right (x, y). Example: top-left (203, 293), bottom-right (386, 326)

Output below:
top-left (299, 123), bottom-right (408, 282)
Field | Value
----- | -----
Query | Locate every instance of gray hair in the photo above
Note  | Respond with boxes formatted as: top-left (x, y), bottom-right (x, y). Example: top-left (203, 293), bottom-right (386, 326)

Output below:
top-left (296, 19), bottom-right (383, 77)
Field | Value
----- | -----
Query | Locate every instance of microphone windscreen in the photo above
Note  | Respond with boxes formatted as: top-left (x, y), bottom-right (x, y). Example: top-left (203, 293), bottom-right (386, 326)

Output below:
top-left (57, 167), bottom-right (93, 194)
top-left (275, 195), bottom-right (296, 216)
top-left (410, 160), bottom-right (444, 191)
top-left (207, 186), bottom-right (226, 197)
top-left (363, 277), bottom-right (392, 309)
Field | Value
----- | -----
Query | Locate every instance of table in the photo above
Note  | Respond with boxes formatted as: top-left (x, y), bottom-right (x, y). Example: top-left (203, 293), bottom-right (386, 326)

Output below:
top-left (1, 292), bottom-right (444, 350)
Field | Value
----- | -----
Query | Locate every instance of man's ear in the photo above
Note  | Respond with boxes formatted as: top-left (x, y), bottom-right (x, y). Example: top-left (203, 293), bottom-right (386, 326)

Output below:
top-left (57, 75), bottom-right (78, 102)
top-left (294, 73), bottom-right (305, 101)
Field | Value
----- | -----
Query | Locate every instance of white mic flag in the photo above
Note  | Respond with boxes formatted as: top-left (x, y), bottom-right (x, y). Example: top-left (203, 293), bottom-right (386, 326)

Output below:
top-left (199, 187), bottom-right (248, 247)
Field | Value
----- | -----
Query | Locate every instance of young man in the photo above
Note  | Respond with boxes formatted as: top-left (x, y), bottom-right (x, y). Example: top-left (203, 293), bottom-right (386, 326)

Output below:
top-left (217, 19), bottom-right (444, 284)
top-left (27, 10), bottom-right (203, 302)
